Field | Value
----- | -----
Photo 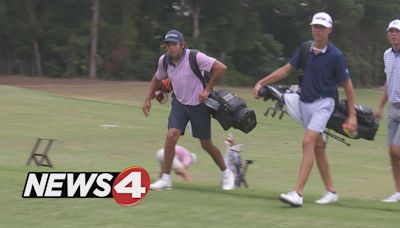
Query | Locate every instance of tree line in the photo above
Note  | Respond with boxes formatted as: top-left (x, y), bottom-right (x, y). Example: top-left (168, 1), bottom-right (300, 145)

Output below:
top-left (0, 0), bottom-right (399, 87)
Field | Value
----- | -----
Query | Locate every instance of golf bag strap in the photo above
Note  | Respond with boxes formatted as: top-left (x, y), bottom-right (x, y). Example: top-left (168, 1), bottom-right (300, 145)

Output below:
top-left (162, 54), bottom-right (171, 85)
top-left (299, 40), bottom-right (313, 70)
top-left (298, 40), bottom-right (312, 85)
top-left (189, 49), bottom-right (206, 88)
top-left (162, 54), bottom-right (168, 72)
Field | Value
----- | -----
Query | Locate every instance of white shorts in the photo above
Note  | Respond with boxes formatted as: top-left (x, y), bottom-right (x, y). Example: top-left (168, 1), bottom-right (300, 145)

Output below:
top-left (300, 98), bottom-right (335, 133)
top-left (388, 103), bottom-right (400, 146)
top-left (156, 149), bottom-right (183, 169)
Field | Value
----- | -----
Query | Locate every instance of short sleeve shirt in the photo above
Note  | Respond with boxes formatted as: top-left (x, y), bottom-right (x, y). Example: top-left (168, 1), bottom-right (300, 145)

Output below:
top-left (383, 48), bottom-right (400, 103)
top-left (289, 42), bottom-right (350, 103)
top-left (155, 49), bottom-right (216, 105)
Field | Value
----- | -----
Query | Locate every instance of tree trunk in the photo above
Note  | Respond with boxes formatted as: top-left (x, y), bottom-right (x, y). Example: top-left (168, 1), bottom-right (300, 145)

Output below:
top-left (191, 0), bottom-right (200, 40)
top-left (89, 0), bottom-right (100, 79)
top-left (25, 0), bottom-right (43, 77)
top-left (33, 39), bottom-right (42, 76)
top-left (219, 51), bottom-right (226, 63)
top-left (0, 42), bottom-right (12, 75)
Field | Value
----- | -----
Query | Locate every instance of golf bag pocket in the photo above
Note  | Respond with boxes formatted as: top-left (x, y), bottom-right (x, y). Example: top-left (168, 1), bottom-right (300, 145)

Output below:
top-left (234, 107), bottom-right (257, 133)
top-left (326, 99), bottom-right (379, 140)
top-left (208, 89), bottom-right (257, 133)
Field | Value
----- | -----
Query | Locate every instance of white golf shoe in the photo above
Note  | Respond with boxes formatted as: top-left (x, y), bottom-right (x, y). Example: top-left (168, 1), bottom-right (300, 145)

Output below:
top-left (150, 178), bottom-right (172, 191)
top-left (315, 191), bottom-right (338, 204)
top-left (279, 191), bottom-right (303, 207)
top-left (382, 192), bottom-right (400, 203)
top-left (221, 169), bottom-right (235, 190)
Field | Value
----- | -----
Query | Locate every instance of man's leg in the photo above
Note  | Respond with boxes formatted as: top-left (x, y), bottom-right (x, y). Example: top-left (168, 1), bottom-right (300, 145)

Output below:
top-left (280, 97), bottom-right (334, 206)
top-left (382, 145), bottom-right (400, 201)
top-left (388, 114), bottom-right (400, 192)
top-left (187, 101), bottom-right (233, 189)
top-left (280, 130), bottom-right (319, 207)
top-left (150, 128), bottom-right (181, 190)
top-left (156, 148), bottom-right (166, 178)
top-left (389, 145), bottom-right (400, 192)
top-left (200, 138), bottom-right (226, 171)
top-left (293, 129), bottom-right (319, 195)
top-left (313, 134), bottom-right (339, 204)
top-left (315, 134), bottom-right (335, 192)
top-left (188, 100), bottom-right (226, 171)
top-left (382, 109), bottom-right (400, 201)
top-left (295, 97), bottom-right (335, 194)
top-left (200, 138), bottom-right (234, 190)
top-left (162, 128), bottom-right (181, 174)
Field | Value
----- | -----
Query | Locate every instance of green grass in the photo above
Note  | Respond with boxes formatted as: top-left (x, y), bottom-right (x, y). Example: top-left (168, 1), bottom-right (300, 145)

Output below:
top-left (1, 85), bottom-right (399, 227)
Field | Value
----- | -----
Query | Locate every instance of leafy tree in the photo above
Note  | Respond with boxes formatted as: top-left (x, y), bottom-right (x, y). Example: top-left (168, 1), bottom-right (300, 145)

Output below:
top-left (0, 0), bottom-right (399, 86)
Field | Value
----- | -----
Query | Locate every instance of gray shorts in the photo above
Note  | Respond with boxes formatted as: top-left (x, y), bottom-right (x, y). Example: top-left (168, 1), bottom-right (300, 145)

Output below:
top-left (387, 103), bottom-right (400, 146)
top-left (300, 98), bottom-right (335, 133)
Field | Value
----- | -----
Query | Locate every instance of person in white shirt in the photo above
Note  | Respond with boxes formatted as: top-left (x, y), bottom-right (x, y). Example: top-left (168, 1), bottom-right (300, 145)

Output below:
top-left (375, 19), bottom-right (400, 203)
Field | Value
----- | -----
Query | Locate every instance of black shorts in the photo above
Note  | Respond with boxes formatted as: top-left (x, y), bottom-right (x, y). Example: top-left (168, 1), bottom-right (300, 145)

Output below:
top-left (168, 98), bottom-right (211, 139)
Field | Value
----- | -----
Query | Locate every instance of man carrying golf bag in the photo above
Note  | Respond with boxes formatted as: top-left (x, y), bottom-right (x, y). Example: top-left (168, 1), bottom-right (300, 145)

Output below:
top-left (253, 12), bottom-right (357, 207)
top-left (258, 84), bottom-right (379, 141)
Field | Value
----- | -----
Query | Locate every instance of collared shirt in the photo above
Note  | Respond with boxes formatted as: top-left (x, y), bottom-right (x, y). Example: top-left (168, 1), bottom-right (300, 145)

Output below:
top-left (310, 42), bottom-right (328, 54)
top-left (384, 47), bottom-right (400, 103)
top-left (155, 49), bottom-right (216, 106)
top-left (289, 41), bottom-right (350, 103)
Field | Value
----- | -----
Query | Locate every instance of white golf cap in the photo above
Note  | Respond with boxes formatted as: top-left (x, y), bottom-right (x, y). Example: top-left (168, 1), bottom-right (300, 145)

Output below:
top-left (310, 12), bottom-right (333, 28)
top-left (387, 19), bottom-right (400, 31)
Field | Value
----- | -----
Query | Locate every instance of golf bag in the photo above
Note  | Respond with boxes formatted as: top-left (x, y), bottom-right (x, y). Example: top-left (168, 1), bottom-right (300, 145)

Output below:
top-left (206, 89), bottom-right (257, 134)
top-left (258, 84), bottom-right (379, 141)
top-left (258, 84), bottom-right (300, 121)
top-left (327, 99), bottom-right (379, 140)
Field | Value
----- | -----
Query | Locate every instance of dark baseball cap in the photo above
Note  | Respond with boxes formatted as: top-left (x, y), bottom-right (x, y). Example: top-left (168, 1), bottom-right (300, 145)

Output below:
top-left (164, 29), bottom-right (184, 43)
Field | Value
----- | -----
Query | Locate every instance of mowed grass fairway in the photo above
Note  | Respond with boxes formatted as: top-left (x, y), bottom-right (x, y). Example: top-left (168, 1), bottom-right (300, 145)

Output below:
top-left (0, 76), bottom-right (399, 227)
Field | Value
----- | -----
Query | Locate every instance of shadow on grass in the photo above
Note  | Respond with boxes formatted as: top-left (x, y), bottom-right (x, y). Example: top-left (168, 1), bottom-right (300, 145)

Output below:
top-left (169, 183), bottom-right (400, 212)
